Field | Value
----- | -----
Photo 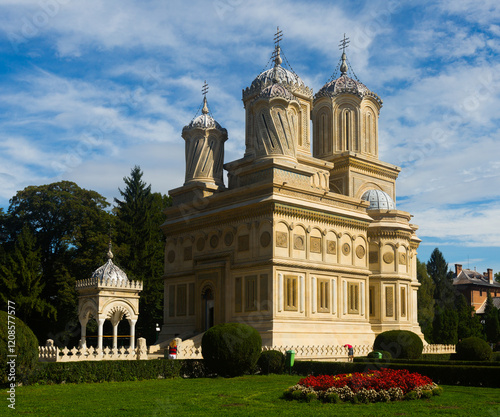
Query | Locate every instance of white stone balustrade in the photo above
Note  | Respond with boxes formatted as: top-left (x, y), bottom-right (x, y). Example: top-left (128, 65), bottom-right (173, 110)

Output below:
top-left (40, 341), bottom-right (456, 363)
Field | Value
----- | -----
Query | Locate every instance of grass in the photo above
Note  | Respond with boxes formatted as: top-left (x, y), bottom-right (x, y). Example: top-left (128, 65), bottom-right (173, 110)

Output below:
top-left (5, 375), bottom-right (500, 417)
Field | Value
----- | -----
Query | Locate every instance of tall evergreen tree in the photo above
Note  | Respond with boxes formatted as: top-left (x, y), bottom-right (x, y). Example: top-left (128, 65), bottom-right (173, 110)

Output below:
top-left (0, 225), bottom-right (56, 324)
top-left (427, 248), bottom-right (455, 309)
top-left (114, 166), bottom-right (170, 344)
top-left (432, 305), bottom-right (458, 344)
top-left (455, 293), bottom-right (483, 340)
top-left (416, 258), bottom-right (435, 342)
top-left (484, 292), bottom-right (500, 343)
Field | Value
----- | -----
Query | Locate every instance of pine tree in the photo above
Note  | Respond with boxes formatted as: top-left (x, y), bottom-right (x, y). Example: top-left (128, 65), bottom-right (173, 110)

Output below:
top-left (114, 166), bottom-right (171, 344)
top-left (455, 293), bottom-right (483, 340)
top-left (432, 306), bottom-right (458, 344)
top-left (0, 225), bottom-right (56, 325)
top-left (427, 248), bottom-right (455, 310)
top-left (416, 258), bottom-right (435, 342)
top-left (484, 292), bottom-right (500, 343)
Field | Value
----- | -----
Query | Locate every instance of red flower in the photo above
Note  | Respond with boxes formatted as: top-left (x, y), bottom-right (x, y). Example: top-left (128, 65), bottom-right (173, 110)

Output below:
top-left (298, 368), bottom-right (432, 394)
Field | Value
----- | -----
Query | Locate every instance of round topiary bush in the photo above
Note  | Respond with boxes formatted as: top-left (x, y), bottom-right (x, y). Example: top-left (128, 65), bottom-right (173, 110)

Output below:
top-left (455, 337), bottom-right (492, 361)
top-left (373, 330), bottom-right (423, 359)
top-left (0, 311), bottom-right (39, 385)
top-left (201, 322), bottom-right (262, 377)
top-left (258, 349), bottom-right (285, 374)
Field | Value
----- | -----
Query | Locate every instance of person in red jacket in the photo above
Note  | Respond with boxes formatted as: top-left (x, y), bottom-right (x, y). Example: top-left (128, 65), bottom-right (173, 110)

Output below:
top-left (168, 340), bottom-right (177, 359)
top-left (344, 344), bottom-right (353, 362)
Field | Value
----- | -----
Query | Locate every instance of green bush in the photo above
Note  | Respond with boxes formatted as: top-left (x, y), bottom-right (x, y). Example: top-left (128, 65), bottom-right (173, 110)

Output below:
top-left (28, 359), bottom-right (183, 384)
top-left (258, 350), bottom-right (285, 374)
top-left (201, 322), bottom-right (262, 377)
top-left (373, 330), bottom-right (423, 359)
top-left (0, 311), bottom-right (39, 385)
top-left (367, 350), bottom-right (392, 359)
top-left (456, 337), bottom-right (492, 361)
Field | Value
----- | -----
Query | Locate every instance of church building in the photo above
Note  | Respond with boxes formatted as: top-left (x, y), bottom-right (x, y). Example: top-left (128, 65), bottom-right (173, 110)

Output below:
top-left (159, 33), bottom-right (423, 348)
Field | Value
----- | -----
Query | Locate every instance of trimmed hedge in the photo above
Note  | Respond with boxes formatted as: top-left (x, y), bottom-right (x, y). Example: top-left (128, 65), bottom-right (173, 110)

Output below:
top-left (25, 359), bottom-right (210, 385)
top-left (455, 337), bottom-right (492, 361)
top-left (373, 330), bottom-right (423, 359)
top-left (258, 350), bottom-right (285, 374)
top-left (201, 323), bottom-right (262, 377)
top-left (0, 311), bottom-right (39, 385)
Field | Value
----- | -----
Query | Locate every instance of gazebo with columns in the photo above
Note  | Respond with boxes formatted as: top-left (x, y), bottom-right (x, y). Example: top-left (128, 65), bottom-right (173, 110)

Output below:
top-left (76, 243), bottom-right (143, 351)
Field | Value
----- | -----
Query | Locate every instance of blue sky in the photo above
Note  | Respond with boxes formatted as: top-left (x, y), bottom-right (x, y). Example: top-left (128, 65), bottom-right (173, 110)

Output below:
top-left (0, 0), bottom-right (499, 273)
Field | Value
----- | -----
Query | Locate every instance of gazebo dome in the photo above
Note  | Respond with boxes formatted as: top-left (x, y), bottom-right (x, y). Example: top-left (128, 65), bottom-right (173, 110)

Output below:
top-left (91, 244), bottom-right (129, 283)
top-left (361, 189), bottom-right (396, 210)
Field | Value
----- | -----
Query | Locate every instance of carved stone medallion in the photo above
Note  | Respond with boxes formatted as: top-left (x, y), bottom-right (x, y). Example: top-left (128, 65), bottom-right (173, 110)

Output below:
top-left (383, 251), bottom-right (394, 264)
top-left (260, 231), bottom-right (271, 248)
top-left (224, 232), bottom-right (234, 246)
top-left (167, 250), bottom-right (175, 263)
top-left (210, 235), bottom-right (219, 248)
top-left (356, 245), bottom-right (365, 259)
top-left (399, 253), bottom-right (406, 265)
top-left (196, 237), bottom-right (205, 252)
top-left (342, 242), bottom-right (351, 256)
top-left (294, 234), bottom-right (305, 250)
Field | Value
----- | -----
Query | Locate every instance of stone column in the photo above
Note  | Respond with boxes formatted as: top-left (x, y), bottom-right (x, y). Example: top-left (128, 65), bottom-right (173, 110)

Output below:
top-left (97, 318), bottom-right (105, 351)
top-left (113, 322), bottom-right (119, 350)
top-left (80, 317), bottom-right (88, 349)
top-left (129, 319), bottom-right (137, 350)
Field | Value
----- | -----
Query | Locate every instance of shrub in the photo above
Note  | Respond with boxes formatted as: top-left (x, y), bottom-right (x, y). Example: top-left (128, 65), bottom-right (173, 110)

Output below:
top-left (455, 337), bottom-right (492, 361)
top-left (0, 311), bottom-right (39, 385)
top-left (258, 350), bottom-right (285, 374)
top-left (367, 350), bottom-right (392, 359)
top-left (201, 322), bottom-right (262, 377)
top-left (373, 330), bottom-right (423, 359)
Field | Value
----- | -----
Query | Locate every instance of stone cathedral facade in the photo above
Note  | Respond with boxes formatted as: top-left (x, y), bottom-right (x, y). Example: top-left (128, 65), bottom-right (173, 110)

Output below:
top-left (159, 38), bottom-right (423, 348)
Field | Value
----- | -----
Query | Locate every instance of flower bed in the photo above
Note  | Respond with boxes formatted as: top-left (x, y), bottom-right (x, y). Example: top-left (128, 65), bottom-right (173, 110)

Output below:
top-left (283, 368), bottom-right (442, 403)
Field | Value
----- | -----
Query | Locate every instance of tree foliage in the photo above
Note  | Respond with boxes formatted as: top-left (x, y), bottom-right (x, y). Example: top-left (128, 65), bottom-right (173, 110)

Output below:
top-left (113, 166), bottom-right (170, 344)
top-left (0, 181), bottom-right (112, 343)
top-left (416, 258), bottom-right (435, 342)
top-left (427, 248), bottom-right (455, 309)
top-left (484, 292), bottom-right (500, 344)
top-left (455, 293), bottom-right (483, 340)
top-left (0, 225), bottom-right (56, 323)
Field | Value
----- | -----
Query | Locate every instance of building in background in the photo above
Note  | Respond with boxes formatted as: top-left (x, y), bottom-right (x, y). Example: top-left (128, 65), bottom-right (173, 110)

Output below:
top-left (453, 264), bottom-right (500, 313)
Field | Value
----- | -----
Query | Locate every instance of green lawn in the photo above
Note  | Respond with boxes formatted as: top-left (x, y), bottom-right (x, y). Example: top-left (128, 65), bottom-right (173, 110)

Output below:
top-left (4, 375), bottom-right (500, 417)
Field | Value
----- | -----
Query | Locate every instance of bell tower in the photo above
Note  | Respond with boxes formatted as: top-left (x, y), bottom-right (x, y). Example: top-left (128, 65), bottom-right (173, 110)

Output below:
top-left (312, 35), bottom-right (399, 199)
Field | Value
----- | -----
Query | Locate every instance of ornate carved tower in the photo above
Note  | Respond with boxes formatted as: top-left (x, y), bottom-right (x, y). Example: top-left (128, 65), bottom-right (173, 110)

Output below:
top-left (312, 36), bottom-right (399, 199)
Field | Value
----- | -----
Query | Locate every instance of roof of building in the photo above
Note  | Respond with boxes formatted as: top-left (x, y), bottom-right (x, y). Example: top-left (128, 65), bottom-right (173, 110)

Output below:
top-left (91, 243), bottom-right (129, 284)
top-left (361, 189), bottom-right (396, 210)
top-left (314, 51), bottom-right (382, 105)
top-left (183, 96), bottom-right (226, 133)
top-left (476, 297), bottom-right (500, 314)
top-left (453, 269), bottom-right (500, 288)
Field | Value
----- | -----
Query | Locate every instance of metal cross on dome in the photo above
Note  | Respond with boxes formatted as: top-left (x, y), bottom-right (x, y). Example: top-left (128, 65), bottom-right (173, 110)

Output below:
top-left (202, 80), bottom-right (209, 97)
top-left (339, 33), bottom-right (350, 52)
top-left (274, 26), bottom-right (283, 47)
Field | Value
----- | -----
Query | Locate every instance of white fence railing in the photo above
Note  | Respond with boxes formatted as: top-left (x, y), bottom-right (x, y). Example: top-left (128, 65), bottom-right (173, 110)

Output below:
top-left (39, 339), bottom-right (148, 362)
top-left (40, 341), bottom-right (455, 363)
